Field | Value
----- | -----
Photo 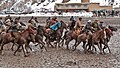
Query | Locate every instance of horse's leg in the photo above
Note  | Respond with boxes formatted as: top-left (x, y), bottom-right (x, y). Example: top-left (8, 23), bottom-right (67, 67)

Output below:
top-left (82, 41), bottom-right (87, 53)
top-left (72, 39), bottom-right (80, 51)
top-left (92, 44), bottom-right (97, 52)
top-left (39, 40), bottom-right (47, 51)
top-left (61, 38), bottom-right (65, 47)
top-left (97, 43), bottom-right (102, 54)
top-left (11, 42), bottom-right (15, 51)
top-left (87, 44), bottom-right (92, 51)
top-left (46, 38), bottom-right (54, 48)
top-left (13, 45), bottom-right (21, 56)
top-left (25, 42), bottom-right (30, 53)
top-left (103, 43), bottom-right (111, 54)
top-left (58, 39), bottom-right (62, 48)
top-left (54, 38), bottom-right (60, 48)
top-left (72, 42), bottom-right (80, 51)
top-left (22, 44), bottom-right (28, 57)
top-left (65, 39), bottom-right (71, 50)
top-left (87, 40), bottom-right (92, 51)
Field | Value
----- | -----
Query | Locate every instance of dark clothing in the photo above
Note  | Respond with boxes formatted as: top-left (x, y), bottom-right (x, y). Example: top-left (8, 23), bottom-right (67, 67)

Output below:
top-left (11, 21), bottom-right (20, 32)
top-left (92, 21), bottom-right (101, 31)
top-left (83, 22), bottom-right (93, 33)
top-left (70, 16), bottom-right (75, 21)
top-left (46, 18), bottom-right (51, 28)
top-left (70, 20), bottom-right (76, 30)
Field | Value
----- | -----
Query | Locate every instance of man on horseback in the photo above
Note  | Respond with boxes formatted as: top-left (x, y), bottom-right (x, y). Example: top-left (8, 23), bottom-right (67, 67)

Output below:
top-left (91, 19), bottom-right (101, 32)
top-left (48, 16), bottom-right (61, 41)
top-left (28, 16), bottom-right (37, 29)
top-left (11, 17), bottom-right (21, 43)
top-left (75, 17), bottom-right (83, 30)
top-left (4, 15), bottom-right (12, 21)
top-left (70, 16), bottom-right (75, 22)
top-left (83, 20), bottom-right (93, 32)
top-left (45, 17), bottom-right (51, 28)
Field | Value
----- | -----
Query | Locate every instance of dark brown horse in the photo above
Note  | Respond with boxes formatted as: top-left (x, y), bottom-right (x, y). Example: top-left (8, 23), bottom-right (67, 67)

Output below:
top-left (43, 21), bottom-right (67, 48)
top-left (34, 25), bottom-right (47, 51)
top-left (54, 21), bottom-right (67, 48)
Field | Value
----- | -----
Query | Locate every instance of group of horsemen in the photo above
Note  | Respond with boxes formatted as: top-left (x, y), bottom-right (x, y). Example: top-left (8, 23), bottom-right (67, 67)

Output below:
top-left (45, 16), bottom-right (105, 36)
top-left (0, 15), bottom-right (105, 44)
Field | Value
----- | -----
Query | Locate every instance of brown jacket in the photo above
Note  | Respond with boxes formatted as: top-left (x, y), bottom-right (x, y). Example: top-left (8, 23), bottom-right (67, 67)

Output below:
top-left (75, 20), bottom-right (82, 29)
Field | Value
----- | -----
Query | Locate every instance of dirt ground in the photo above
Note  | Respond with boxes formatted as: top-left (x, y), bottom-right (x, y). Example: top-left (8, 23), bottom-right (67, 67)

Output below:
top-left (0, 17), bottom-right (120, 68)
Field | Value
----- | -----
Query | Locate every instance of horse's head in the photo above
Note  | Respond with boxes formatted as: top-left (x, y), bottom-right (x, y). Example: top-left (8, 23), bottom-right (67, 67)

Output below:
top-left (103, 28), bottom-right (113, 42)
top-left (60, 20), bottom-right (67, 30)
top-left (108, 25), bottom-right (117, 32)
top-left (27, 27), bottom-right (36, 43)
top-left (37, 25), bottom-right (44, 34)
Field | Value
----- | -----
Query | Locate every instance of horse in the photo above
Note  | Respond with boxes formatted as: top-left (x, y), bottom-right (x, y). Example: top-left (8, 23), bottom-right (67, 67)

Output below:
top-left (54, 20), bottom-right (67, 48)
top-left (44, 21), bottom-right (67, 47)
top-left (61, 27), bottom-right (83, 49)
top-left (33, 25), bottom-right (47, 51)
top-left (13, 26), bottom-right (36, 57)
top-left (87, 27), bottom-right (113, 54)
top-left (0, 26), bottom-right (35, 57)
top-left (72, 32), bottom-right (90, 52)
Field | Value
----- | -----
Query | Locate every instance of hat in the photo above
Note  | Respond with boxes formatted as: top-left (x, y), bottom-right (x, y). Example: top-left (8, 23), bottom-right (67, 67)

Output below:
top-left (88, 20), bottom-right (91, 22)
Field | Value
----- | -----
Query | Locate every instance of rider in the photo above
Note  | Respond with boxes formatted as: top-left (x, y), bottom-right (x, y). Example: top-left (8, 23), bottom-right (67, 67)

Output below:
top-left (99, 21), bottom-right (105, 29)
top-left (4, 15), bottom-right (12, 21)
top-left (75, 17), bottom-right (83, 29)
top-left (29, 16), bottom-right (37, 28)
top-left (91, 19), bottom-right (101, 32)
top-left (28, 17), bottom-right (37, 30)
top-left (45, 17), bottom-right (51, 28)
top-left (51, 16), bottom-right (58, 25)
top-left (83, 20), bottom-right (93, 34)
top-left (70, 16), bottom-right (75, 22)
top-left (49, 17), bottom-right (61, 40)
top-left (11, 17), bottom-right (21, 43)
top-left (70, 20), bottom-right (76, 30)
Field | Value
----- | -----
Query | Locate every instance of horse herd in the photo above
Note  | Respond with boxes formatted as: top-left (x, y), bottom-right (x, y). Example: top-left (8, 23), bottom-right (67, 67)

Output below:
top-left (0, 18), bottom-right (118, 57)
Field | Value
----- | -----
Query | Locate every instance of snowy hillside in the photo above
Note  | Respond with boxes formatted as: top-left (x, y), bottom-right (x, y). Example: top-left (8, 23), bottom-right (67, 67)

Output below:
top-left (0, 0), bottom-right (120, 13)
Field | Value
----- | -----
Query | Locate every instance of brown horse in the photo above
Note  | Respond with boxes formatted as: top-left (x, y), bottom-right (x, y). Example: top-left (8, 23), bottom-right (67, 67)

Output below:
top-left (13, 26), bottom-right (36, 57)
top-left (72, 32), bottom-right (90, 52)
top-left (87, 27), bottom-right (113, 54)
top-left (61, 27), bottom-right (83, 49)
top-left (0, 26), bottom-right (35, 57)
